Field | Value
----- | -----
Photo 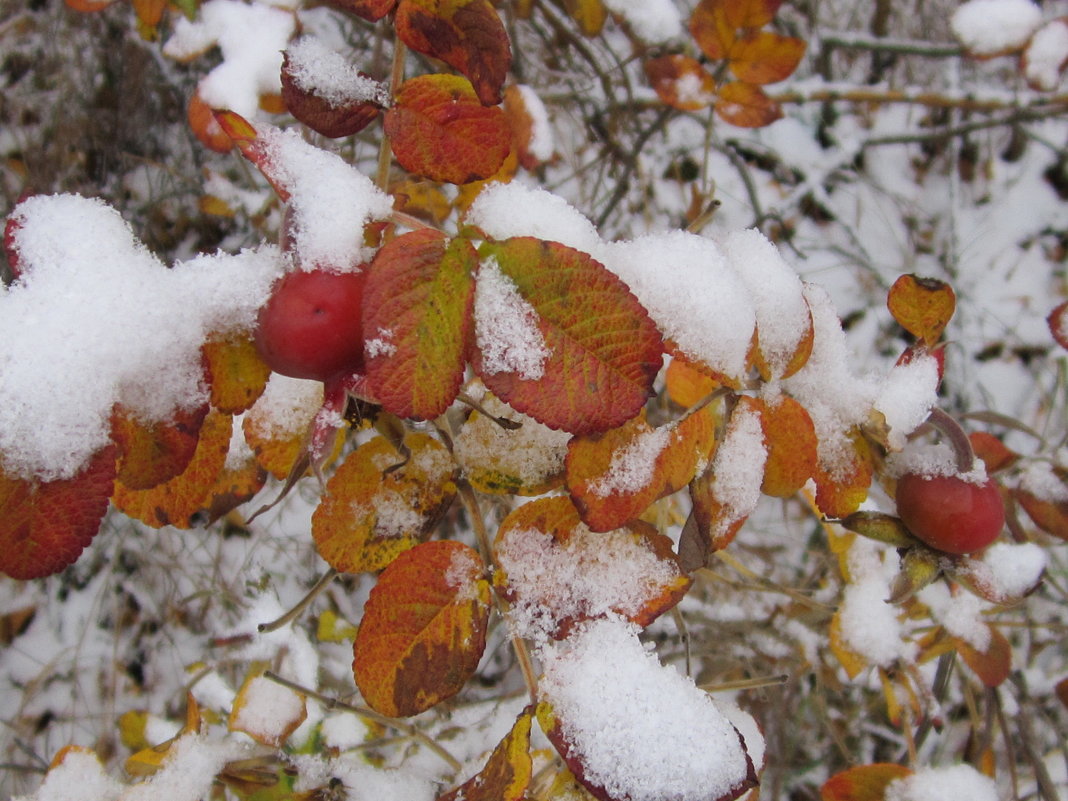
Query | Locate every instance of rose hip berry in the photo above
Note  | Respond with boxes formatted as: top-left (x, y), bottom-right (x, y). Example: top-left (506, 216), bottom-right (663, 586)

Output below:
top-left (894, 472), bottom-right (1005, 555)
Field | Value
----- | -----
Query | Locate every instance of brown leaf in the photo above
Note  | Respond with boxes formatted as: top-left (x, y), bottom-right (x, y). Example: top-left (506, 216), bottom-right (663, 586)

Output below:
top-left (728, 31), bottom-right (805, 85)
top-left (715, 82), bottom-right (783, 128)
top-left (437, 707), bottom-right (534, 801)
top-left (820, 763), bottom-right (911, 801)
top-left (385, 74), bottom-right (511, 185)
top-left (395, 0), bottom-right (511, 106)
top-left (1049, 300), bottom-right (1068, 350)
top-left (353, 540), bottom-right (491, 716)
top-left (312, 433), bottom-right (458, 573)
top-left (111, 403), bottom-right (209, 491)
top-left (0, 446), bottom-right (116, 579)
top-left (886, 274), bottom-right (956, 346)
top-left (280, 50), bottom-right (384, 139)
top-left (645, 55), bottom-right (716, 111)
top-left (322, 0), bottom-right (396, 20)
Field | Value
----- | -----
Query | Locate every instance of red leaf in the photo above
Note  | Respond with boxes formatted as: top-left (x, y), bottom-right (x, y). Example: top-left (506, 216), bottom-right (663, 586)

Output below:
top-left (1049, 300), bottom-right (1068, 350)
top-left (645, 55), bottom-right (716, 111)
top-left (213, 112), bottom-right (292, 201)
top-left (0, 446), bottom-right (116, 579)
top-left (473, 238), bottom-right (663, 435)
top-left (956, 627), bottom-right (1012, 688)
top-left (281, 50), bottom-right (384, 138)
top-left (385, 74), bottom-right (511, 185)
top-left (820, 764), bottom-right (911, 801)
top-left (111, 403), bottom-right (209, 491)
top-left (395, 0), bottom-right (511, 106)
top-left (353, 541), bottom-right (491, 716)
top-left (322, 0), bottom-right (396, 20)
top-left (362, 230), bottom-right (476, 420)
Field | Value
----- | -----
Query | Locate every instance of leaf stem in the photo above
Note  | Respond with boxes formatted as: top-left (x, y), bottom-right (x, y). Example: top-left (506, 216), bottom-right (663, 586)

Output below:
top-left (699, 674), bottom-right (789, 693)
top-left (261, 671), bottom-right (462, 772)
top-left (257, 568), bottom-right (339, 633)
top-left (376, 37), bottom-right (407, 191)
top-left (924, 407), bottom-right (976, 473)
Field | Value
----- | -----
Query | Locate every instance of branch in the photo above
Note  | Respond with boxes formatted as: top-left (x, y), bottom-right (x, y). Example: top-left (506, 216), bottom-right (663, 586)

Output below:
top-left (818, 30), bottom-right (963, 58)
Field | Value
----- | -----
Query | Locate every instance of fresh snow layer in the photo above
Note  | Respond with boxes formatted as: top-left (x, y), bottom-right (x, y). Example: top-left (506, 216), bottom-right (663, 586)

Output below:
top-left (1024, 20), bottom-right (1068, 90)
top-left (885, 764), bottom-right (998, 801)
top-left (950, 0), bottom-right (1042, 56)
top-left (601, 0), bottom-right (683, 43)
top-left (0, 194), bottom-right (283, 480)
top-left (538, 619), bottom-right (754, 801)
top-left (514, 85), bottom-right (555, 162)
top-left (465, 182), bottom-right (602, 254)
top-left (474, 258), bottom-right (551, 380)
top-left (284, 36), bottom-right (390, 107)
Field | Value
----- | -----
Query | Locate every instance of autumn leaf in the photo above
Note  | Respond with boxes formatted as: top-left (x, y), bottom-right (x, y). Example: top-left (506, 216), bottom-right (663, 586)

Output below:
top-left (1049, 300), bottom-right (1068, 350)
top-left (1014, 487), bottom-right (1068, 541)
top-left (812, 430), bottom-right (873, 519)
top-left (645, 55), bottom-right (716, 111)
top-left (665, 355), bottom-right (722, 408)
top-left (438, 707), bottom-right (534, 801)
top-left (728, 31), bottom-right (806, 85)
top-left (280, 51), bottom-right (383, 139)
top-left (820, 763), bottom-right (912, 801)
top-left (715, 82), bottom-right (783, 128)
top-left (886, 274), bottom-right (956, 346)
top-left (956, 627), bottom-right (1012, 687)
top-left (111, 410), bottom-right (233, 529)
top-left (474, 238), bottom-right (663, 435)
top-left (828, 610), bottom-right (868, 679)
top-left (362, 230), bottom-right (476, 420)
top-left (564, 0), bottom-right (607, 36)
top-left (353, 540), bottom-right (491, 717)
top-left (690, 0), bottom-right (735, 61)
top-left (188, 90), bottom-right (234, 153)
top-left (111, 403), bottom-right (208, 491)
top-left (0, 446), bottom-right (116, 580)
top-left (385, 74), bottom-right (511, 185)
top-left (503, 85), bottom-right (551, 170)
top-left (395, 0), bottom-right (511, 106)
top-left (323, 0), bottom-right (396, 20)
top-left (758, 394), bottom-right (818, 498)
top-left (214, 112), bottom-right (292, 201)
top-left (493, 497), bottom-right (691, 637)
top-left (202, 333), bottom-right (271, 414)
top-left (969, 431), bottom-right (1019, 473)
top-left (312, 433), bottom-right (458, 573)
top-left (567, 407), bottom-right (716, 532)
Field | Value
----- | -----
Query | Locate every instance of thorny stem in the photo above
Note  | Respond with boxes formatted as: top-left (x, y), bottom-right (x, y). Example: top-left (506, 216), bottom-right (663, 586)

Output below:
top-left (457, 482), bottom-right (540, 704)
top-left (924, 407), bottom-right (976, 473)
top-left (257, 569), bottom-right (339, 633)
top-left (376, 37), bottom-right (407, 191)
top-left (262, 671), bottom-right (462, 773)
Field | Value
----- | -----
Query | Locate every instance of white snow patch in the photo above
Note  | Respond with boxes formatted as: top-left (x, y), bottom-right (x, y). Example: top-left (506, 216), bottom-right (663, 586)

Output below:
top-left (285, 36), bottom-right (390, 107)
top-left (885, 764), bottom-right (999, 801)
top-left (873, 355), bottom-right (940, 451)
top-left (589, 424), bottom-right (672, 498)
top-left (1025, 19), bottom-right (1068, 90)
top-left (950, 0), bottom-right (1041, 56)
top-left (838, 538), bottom-right (915, 668)
top-left (474, 259), bottom-right (551, 380)
top-left (515, 85), bottom-right (555, 162)
top-left (465, 182), bottom-right (602, 254)
top-left (601, 0), bottom-right (683, 43)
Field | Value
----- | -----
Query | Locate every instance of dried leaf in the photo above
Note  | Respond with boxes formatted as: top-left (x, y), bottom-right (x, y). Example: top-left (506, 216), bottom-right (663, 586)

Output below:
top-left (1014, 487), bottom-right (1068, 541)
top-left (395, 0), bottom-right (511, 106)
top-left (353, 540), bottom-right (491, 717)
top-left (438, 707), bottom-right (534, 801)
top-left (886, 274), bottom-right (956, 346)
top-left (111, 410), bottom-right (232, 529)
top-left (645, 55), bottom-right (716, 111)
top-left (715, 82), bottom-right (783, 128)
top-left (759, 394), bottom-right (817, 498)
top-left (0, 446), bottom-right (115, 579)
top-left (312, 433), bottom-right (458, 573)
top-left (820, 763), bottom-right (912, 801)
top-left (385, 74), bottom-right (511, 185)
top-left (567, 407), bottom-right (716, 532)
top-left (839, 511), bottom-right (920, 548)
top-left (956, 627), bottom-right (1012, 687)
top-left (362, 230), bottom-right (476, 420)
top-left (111, 403), bottom-right (209, 491)
top-left (728, 31), bottom-right (805, 85)
top-left (474, 238), bottom-right (663, 435)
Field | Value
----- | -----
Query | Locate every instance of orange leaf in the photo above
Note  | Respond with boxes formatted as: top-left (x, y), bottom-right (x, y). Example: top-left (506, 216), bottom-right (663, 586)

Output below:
top-left (111, 403), bottom-right (209, 491)
top-left (494, 497), bottom-right (691, 638)
top-left (202, 333), bottom-right (271, 414)
top-left (64, 0), bottom-right (117, 11)
top-left (1049, 300), bottom-right (1068, 350)
top-left (188, 90), bottom-right (233, 154)
top-left (720, 0), bottom-right (782, 28)
top-left (645, 55), bottom-right (716, 111)
top-left (312, 433), bottom-right (458, 573)
top-left (820, 763), bottom-right (912, 801)
top-left (715, 82), bottom-right (782, 128)
top-left (728, 31), bottom-right (805, 85)
top-left (812, 430), bottom-right (873, 519)
top-left (690, 0), bottom-right (735, 61)
top-left (666, 355), bottom-right (721, 408)
top-left (280, 51), bottom-right (383, 139)
top-left (353, 540), bottom-right (491, 717)
top-left (759, 394), bottom-right (818, 498)
top-left (956, 627), bottom-right (1012, 687)
top-left (886, 274), bottom-right (956, 346)
top-left (503, 85), bottom-right (551, 170)
top-left (969, 431), bottom-right (1019, 473)
top-left (567, 407), bottom-right (716, 532)
top-left (0, 446), bottom-right (116, 580)
top-left (564, 0), bottom-right (607, 36)
top-left (438, 707), bottom-right (534, 801)
top-left (111, 410), bottom-right (233, 529)
top-left (474, 238), bottom-right (663, 435)
top-left (395, 0), bottom-right (511, 106)
top-left (362, 230), bottom-right (476, 420)
top-left (242, 379), bottom-right (335, 480)
top-left (385, 74), bottom-right (511, 185)
top-left (1014, 487), bottom-right (1068, 541)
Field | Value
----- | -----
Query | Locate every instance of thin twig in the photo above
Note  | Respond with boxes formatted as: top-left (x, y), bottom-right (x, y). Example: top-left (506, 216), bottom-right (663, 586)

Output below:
top-left (258, 569), bottom-right (339, 633)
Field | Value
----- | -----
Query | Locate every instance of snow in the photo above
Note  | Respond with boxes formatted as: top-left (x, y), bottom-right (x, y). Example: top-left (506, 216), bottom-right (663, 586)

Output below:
top-left (1017, 460), bottom-right (1068, 502)
top-left (0, 194), bottom-right (283, 480)
top-left (600, 0), bottom-right (683, 43)
top-left (474, 258), bottom-right (551, 380)
top-left (916, 582), bottom-right (990, 651)
top-left (950, 0), bottom-right (1042, 57)
top-left (538, 618), bottom-right (754, 801)
top-left (885, 764), bottom-right (998, 801)
top-left (256, 126), bottom-right (393, 269)
top-left (705, 402), bottom-right (768, 536)
top-left (837, 537), bottom-right (915, 668)
top-left (284, 36), bottom-right (390, 108)
top-left (244, 374), bottom-right (324, 438)
top-left (164, 0), bottom-right (296, 120)
top-left (872, 356), bottom-right (941, 451)
top-left (981, 541), bottom-right (1048, 597)
top-left (1024, 19), bottom-right (1068, 90)
top-left (515, 85), bottom-right (555, 162)
top-left (589, 424), bottom-right (672, 497)
top-left (230, 673), bottom-right (306, 745)
top-left (15, 749), bottom-right (121, 801)
top-left (465, 182), bottom-right (602, 254)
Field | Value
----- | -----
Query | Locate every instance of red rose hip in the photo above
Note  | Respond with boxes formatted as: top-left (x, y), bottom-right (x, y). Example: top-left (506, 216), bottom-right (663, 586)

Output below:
top-left (895, 472), bottom-right (1005, 555)
top-left (255, 268), bottom-right (367, 381)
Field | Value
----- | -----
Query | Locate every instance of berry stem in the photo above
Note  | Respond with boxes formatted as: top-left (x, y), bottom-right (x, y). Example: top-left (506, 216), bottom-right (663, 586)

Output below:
top-left (925, 407), bottom-right (976, 473)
